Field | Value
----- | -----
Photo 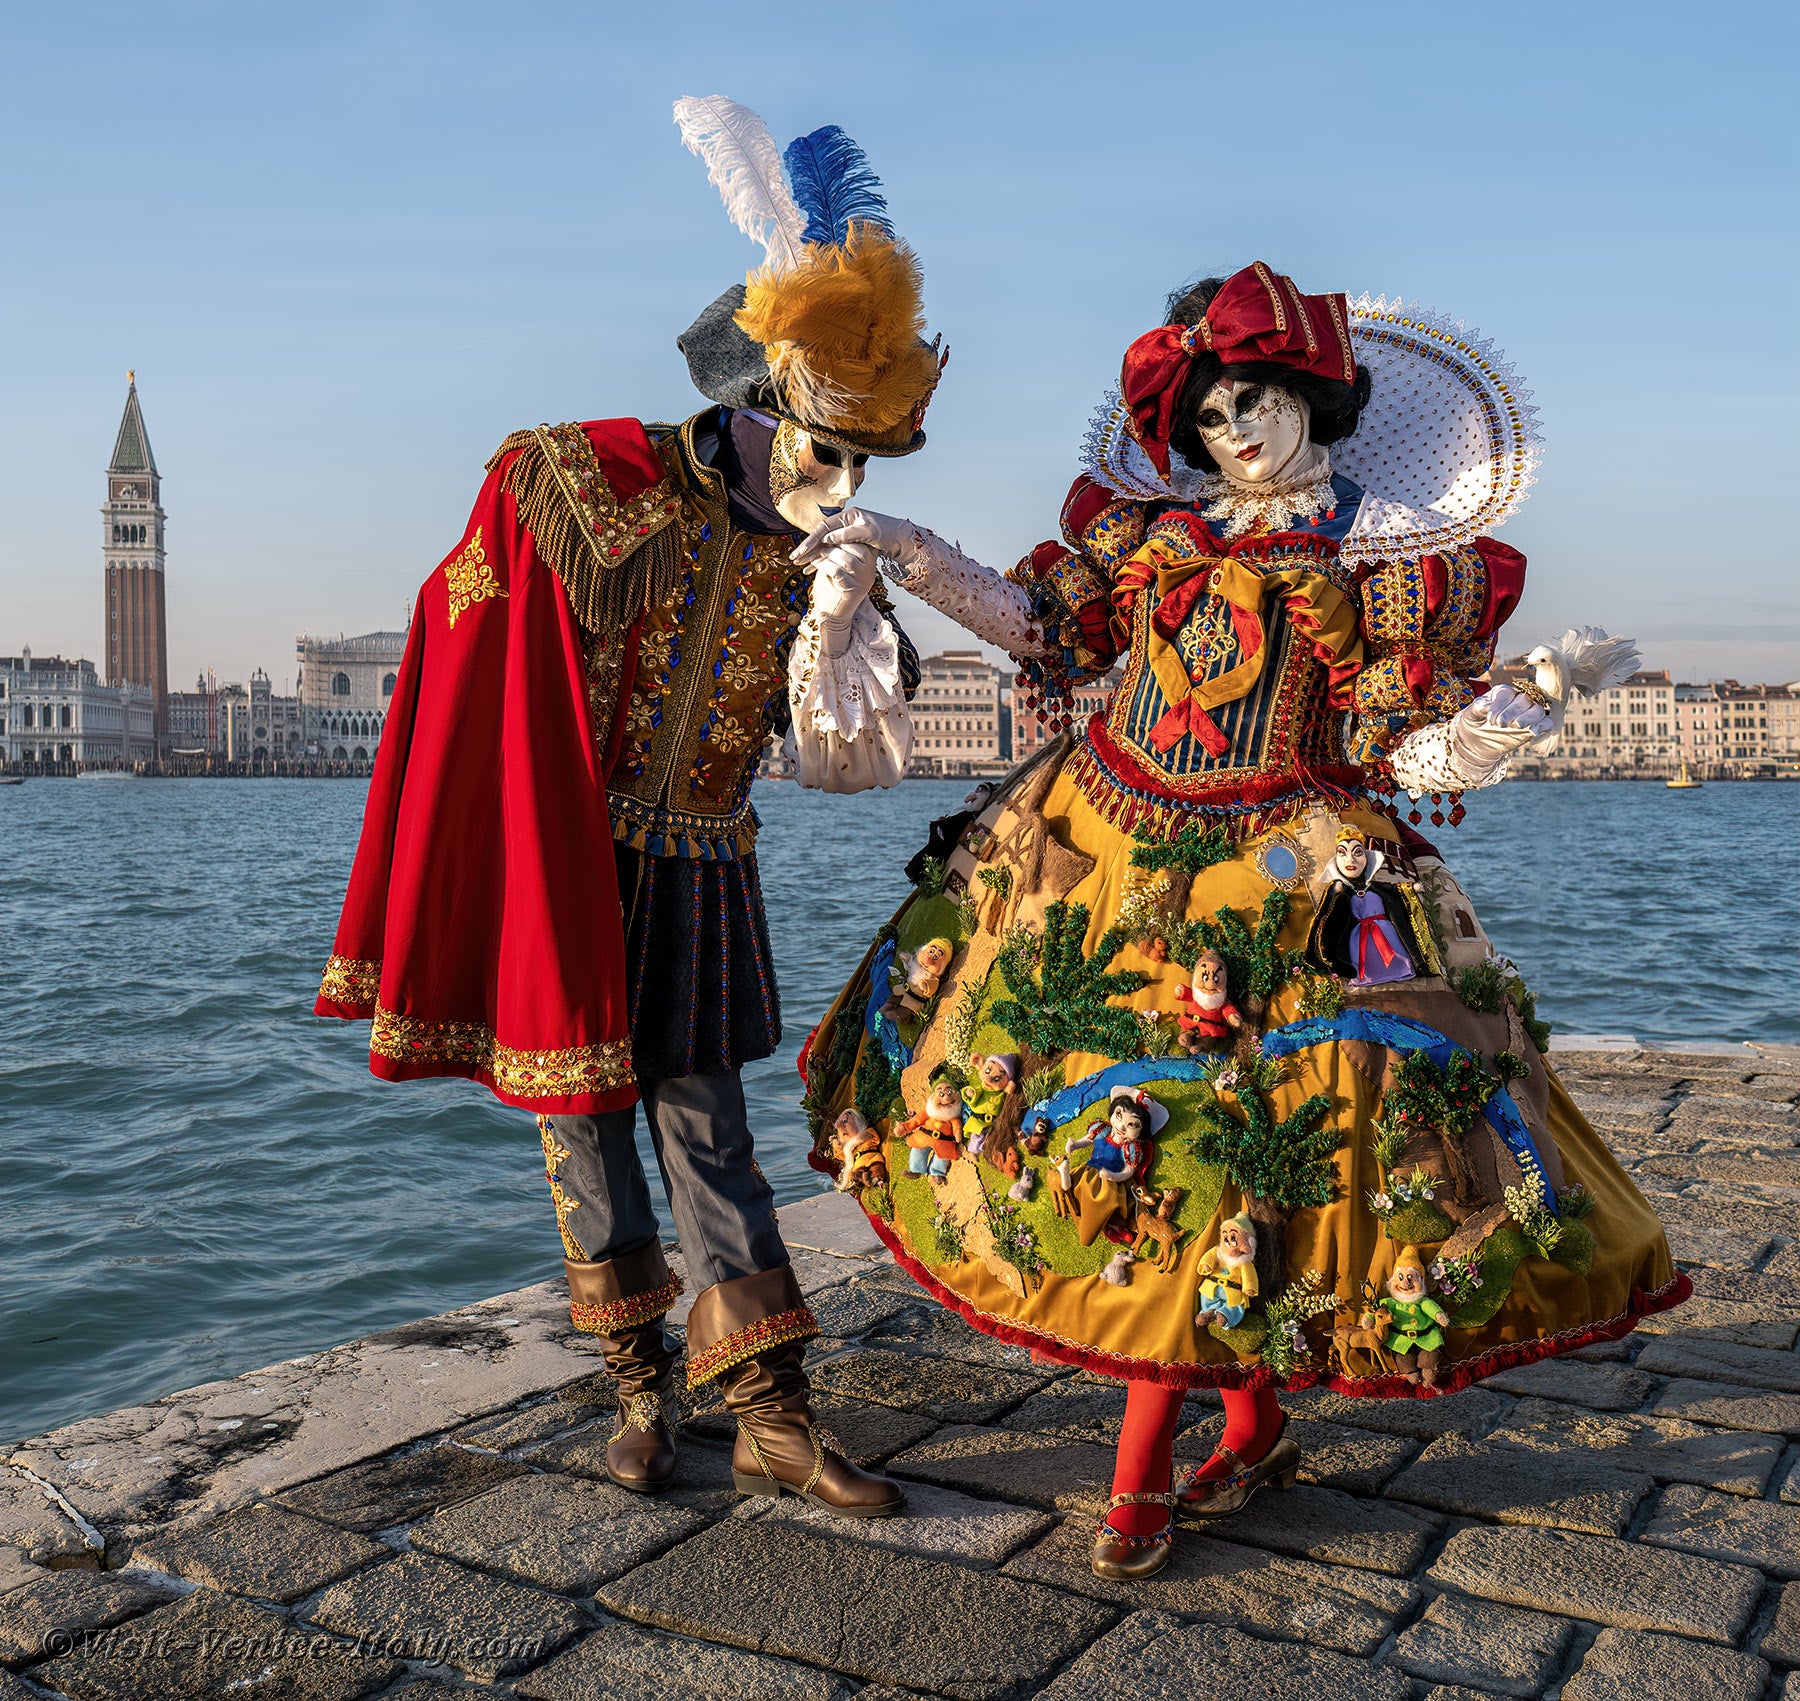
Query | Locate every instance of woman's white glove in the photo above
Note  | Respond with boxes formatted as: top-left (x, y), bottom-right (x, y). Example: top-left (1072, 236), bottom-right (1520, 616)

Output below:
top-left (1387, 684), bottom-right (1554, 796)
top-left (797, 506), bottom-right (1052, 659)
top-left (803, 539), bottom-right (879, 657)
top-left (794, 507), bottom-right (922, 571)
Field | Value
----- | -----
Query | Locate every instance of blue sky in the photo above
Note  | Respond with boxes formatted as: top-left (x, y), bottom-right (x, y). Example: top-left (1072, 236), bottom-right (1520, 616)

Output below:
top-left (2, 0), bottom-right (1795, 689)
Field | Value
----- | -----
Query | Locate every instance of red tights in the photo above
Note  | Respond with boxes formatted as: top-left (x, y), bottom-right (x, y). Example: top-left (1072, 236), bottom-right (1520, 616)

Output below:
top-left (1106, 1381), bottom-right (1285, 1536)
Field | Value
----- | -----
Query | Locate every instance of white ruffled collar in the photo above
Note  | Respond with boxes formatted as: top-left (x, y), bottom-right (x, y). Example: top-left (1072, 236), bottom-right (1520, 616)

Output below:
top-left (1192, 447), bottom-right (1339, 541)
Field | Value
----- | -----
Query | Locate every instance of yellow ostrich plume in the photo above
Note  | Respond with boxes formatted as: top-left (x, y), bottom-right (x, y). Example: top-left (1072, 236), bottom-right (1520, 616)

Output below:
top-left (736, 224), bottom-right (940, 437)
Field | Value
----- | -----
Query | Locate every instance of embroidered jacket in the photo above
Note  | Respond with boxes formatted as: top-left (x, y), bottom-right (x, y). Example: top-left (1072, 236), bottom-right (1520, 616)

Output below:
top-left (315, 411), bottom-right (915, 1114)
top-left (495, 411), bottom-right (920, 862)
top-left (1008, 474), bottom-right (1525, 831)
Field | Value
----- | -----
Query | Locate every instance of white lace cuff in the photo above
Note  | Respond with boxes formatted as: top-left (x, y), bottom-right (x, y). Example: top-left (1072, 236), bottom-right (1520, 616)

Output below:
top-left (886, 527), bottom-right (1056, 659)
top-left (787, 594), bottom-right (913, 793)
top-left (1387, 716), bottom-right (1514, 796)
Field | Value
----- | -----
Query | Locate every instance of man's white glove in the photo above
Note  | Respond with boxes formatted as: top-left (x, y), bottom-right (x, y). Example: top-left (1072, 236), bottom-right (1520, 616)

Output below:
top-left (804, 539), bottom-right (879, 657)
top-left (793, 507), bottom-right (921, 571)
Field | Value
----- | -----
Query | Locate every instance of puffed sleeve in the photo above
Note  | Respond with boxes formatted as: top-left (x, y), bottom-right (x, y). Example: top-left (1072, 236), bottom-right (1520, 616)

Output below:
top-left (1004, 476), bottom-right (1148, 690)
top-left (1349, 538), bottom-right (1526, 762)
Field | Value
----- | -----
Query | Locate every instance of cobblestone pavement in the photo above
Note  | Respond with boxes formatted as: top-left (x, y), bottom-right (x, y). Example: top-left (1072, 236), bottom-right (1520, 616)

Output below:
top-left (4, 1043), bottom-right (1797, 1700)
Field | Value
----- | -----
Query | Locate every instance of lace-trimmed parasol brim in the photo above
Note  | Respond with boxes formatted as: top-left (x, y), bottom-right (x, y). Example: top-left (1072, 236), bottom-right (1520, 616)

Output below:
top-left (1078, 296), bottom-right (1542, 562)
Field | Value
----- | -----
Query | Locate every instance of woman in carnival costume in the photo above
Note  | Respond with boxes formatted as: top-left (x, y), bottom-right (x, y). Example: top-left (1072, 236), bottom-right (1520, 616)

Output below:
top-left (795, 263), bottom-right (1686, 1576)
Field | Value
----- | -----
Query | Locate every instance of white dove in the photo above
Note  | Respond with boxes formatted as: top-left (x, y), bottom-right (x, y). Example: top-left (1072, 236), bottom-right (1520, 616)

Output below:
top-left (1519, 627), bottom-right (1642, 753)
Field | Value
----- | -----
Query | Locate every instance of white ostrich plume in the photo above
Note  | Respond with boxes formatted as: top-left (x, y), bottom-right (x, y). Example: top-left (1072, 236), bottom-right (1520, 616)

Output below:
top-left (673, 96), bottom-right (809, 273)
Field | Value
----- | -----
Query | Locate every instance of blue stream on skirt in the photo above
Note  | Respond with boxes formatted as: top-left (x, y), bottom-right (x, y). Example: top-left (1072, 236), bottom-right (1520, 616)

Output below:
top-left (1, 775), bottom-right (1793, 1441)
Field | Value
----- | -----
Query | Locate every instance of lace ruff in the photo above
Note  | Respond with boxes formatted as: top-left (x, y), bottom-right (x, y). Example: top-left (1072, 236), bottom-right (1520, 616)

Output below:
top-left (787, 595), bottom-right (912, 793)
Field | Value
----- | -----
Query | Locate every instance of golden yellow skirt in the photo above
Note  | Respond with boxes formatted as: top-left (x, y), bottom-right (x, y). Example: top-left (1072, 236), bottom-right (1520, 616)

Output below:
top-left (803, 742), bottom-right (1686, 1396)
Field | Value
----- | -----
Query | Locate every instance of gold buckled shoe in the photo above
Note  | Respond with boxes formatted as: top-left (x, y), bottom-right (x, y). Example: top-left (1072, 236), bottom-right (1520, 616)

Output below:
top-left (1091, 1490), bottom-right (1177, 1579)
top-left (1174, 1416), bottom-right (1301, 1520)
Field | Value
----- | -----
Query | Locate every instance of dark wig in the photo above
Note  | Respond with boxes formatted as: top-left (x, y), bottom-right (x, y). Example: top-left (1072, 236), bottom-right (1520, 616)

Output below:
top-left (1111, 1099), bottom-right (1152, 1139)
top-left (1163, 275), bottom-right (1372, 473)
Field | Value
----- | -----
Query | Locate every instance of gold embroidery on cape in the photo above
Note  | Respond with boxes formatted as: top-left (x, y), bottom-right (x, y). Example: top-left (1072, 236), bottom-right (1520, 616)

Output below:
top-left (488, 422), bottom-right (685, 638)
top-left (318, 954), bottom-right (381, 1007)
top-left (537, 1115), bottom-right (585, 1260)
top-left (444, 528), bottom-right (508, 629)
top-left (369, 1007), bottom-right (635, 1102)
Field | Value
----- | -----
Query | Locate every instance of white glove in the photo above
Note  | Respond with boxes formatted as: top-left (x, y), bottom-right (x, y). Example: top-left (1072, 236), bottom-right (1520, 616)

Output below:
top-left (804, 540), bottom-right (878, 657)
top-left (793, 506), bottom-right (921, 570)
top-left (1468, 684), bottom-right (1554, 737)
top-left (1387, 685), bottom-right (1555, 796)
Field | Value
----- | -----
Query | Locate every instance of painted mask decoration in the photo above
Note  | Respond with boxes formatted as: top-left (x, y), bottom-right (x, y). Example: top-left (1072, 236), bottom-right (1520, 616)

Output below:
top-left (769, 421), bottom-right (868, 532)
top-left (1193, 378), bottom-right (1309, 486)
top-left (1333, 834), bottom-right (1370, 882)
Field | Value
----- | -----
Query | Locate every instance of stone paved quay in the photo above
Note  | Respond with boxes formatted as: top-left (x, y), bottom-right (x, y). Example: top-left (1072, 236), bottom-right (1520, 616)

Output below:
top-left (5, 1042), bottom-right (1800, 1700)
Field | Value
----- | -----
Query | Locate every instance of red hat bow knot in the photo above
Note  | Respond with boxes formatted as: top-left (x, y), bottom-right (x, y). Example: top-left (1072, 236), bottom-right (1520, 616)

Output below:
top-left (1121, 261), bottom-right (1357, 477)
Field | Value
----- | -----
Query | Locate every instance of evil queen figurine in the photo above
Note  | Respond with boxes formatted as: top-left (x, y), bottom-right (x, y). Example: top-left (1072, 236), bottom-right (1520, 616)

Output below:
top-left (800, 262), bottom-right (1682, 1581)
top-left (1306, 825), bottom-right (1421, 986)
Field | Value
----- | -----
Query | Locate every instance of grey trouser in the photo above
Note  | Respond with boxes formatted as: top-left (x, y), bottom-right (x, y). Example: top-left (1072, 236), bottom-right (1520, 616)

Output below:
top-left (543, 1070), bottom-right (789, 1291)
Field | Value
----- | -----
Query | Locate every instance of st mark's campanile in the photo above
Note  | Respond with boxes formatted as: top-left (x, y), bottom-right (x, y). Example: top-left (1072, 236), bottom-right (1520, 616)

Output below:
top-left (103, 372), bottom-right (169, 744)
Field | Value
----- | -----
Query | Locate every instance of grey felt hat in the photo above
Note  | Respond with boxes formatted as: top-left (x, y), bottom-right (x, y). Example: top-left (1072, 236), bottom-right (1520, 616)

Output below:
top-left (676, 284), bottom-right (930, 459)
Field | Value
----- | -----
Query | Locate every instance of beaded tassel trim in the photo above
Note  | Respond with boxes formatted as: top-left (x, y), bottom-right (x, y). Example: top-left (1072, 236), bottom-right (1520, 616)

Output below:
top-left (568, 1275), bottom-right (683, 1336)
top-left (685, 1305), bottom-right (819, 1388)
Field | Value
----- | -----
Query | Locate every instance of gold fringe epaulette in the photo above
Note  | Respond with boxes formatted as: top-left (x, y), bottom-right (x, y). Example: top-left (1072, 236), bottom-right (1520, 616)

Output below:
top-left (487, 422), bottom-right (686, 637)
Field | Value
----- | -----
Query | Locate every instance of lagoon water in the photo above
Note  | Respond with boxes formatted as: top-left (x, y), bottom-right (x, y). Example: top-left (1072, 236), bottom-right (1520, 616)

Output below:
top-left (2, 775), bottom-right (1794, 1442)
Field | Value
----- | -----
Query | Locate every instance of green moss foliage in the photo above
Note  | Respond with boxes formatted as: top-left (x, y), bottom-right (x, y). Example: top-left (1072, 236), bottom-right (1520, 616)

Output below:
top-left (991, 901), bottom-right (1147, 1061)
top-left (1382, 1199), bottom-right (1456, 1245)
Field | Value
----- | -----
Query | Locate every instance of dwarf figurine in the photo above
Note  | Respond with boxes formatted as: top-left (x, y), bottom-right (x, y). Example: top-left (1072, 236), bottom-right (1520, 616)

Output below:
top-left (1195, 1212), bottom-right (1260, 1329)
top-left (896, 1076), bottom-right (965, 1179)
top-left (1174, 948), bottom-right (1243, 1053)
top-left (1380, 1245), bottom-right (1449, 1386)
top-left (960, 1053), bottom-right (1019, 1152)
top-left (889, 936), bottom-right (954, 1016)
top-left (831, 1108), bottom-right (888, 1194)
top-left (1306, 827), bottom-right (1421, 988)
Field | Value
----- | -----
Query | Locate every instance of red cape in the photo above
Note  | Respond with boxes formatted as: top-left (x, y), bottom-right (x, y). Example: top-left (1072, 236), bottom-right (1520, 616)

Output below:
top-left (314, 419), bottom-right (668, 1114)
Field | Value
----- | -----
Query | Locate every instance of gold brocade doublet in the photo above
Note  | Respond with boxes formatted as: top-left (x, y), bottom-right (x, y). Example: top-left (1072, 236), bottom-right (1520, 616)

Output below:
top-left (603, 421), bottom-right (810, 860)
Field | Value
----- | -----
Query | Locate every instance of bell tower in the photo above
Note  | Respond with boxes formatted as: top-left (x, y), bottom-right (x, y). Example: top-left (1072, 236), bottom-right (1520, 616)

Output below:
top-left (103, 372), bottom-right (169, 745)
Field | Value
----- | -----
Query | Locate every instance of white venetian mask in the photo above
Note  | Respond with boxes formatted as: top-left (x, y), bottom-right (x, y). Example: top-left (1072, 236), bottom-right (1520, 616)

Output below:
top-left (770, 422), bottom-right (868, 532)
top-left (1193, 378), bottom-right (1310, 487)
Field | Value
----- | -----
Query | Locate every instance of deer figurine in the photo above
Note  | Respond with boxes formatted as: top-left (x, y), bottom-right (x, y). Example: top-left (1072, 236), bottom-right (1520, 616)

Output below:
top-left (1130, 1186), bottom-right (1186, 1274)
top-left (1047, 1155), bottom-right (1077, 1221)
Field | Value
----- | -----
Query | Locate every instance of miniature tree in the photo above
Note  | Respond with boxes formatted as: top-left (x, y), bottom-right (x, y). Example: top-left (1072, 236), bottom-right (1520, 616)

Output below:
top-left (1187, 1055), bottom-right (1339, 1289)
top-left (1128, 821), bottom-right (1233, 875)
top-left (991, 900), bottom-right (1148, 1061)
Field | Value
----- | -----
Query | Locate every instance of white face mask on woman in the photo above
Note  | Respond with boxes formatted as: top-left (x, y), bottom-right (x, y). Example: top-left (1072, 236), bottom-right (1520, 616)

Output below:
top-left (1192, 378), bottom-right (1313, 487)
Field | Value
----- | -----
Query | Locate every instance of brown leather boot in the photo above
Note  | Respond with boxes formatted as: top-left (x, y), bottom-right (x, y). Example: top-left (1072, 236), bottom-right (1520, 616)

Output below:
top-left (721, 1340), bottom-right (905, 1518)
top-left (564, 1245), bottom-right (682, 1493)
top-left (685, 1266), bottom-right (903, 1519)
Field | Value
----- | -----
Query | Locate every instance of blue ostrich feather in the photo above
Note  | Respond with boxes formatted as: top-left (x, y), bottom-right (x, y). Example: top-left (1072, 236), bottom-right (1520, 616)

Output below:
top-left (782, 126), bottom-right (891, 247)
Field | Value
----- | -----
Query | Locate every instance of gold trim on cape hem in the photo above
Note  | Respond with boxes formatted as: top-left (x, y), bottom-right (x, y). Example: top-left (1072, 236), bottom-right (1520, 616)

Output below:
top-left (570, 1276), bottom-right (684, 1336)
top-left (685, 1305), bottom-right (819, 1388)
top-left (369, 1005), bottom-right (635, 1102)
top-left (319, 954), bottom-right (380, 1007)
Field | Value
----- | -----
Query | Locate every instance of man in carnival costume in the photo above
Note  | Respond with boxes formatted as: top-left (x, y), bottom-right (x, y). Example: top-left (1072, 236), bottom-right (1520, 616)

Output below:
top-left (316, 99), bottom-right (945, 1517)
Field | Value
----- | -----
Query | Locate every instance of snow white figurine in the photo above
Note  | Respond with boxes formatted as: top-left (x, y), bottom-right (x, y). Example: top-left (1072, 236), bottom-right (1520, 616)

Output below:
top-left (794, 262), bottom-right (1686, 1579)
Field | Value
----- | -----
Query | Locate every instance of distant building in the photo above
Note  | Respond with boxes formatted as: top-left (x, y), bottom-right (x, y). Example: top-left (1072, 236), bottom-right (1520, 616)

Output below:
top-left (296, 631), bottom-right (407, 761)
top-left (1009, 669), bottom-right (1123, 763)
top-left (167, 672), bottom-right (220, 754)
top-left (909, 650), bottom-right (1006, 775)
top-left (1, 650), bottom-right (154, 768)
top-left (219, 669), bottom-right (305, 765)
top-left (102, 375), bottom-right (170, 746)
top-left (1500, 661), bottom-right (1787, 779)
top-left (1766, 684), bottom-right (1800, 768)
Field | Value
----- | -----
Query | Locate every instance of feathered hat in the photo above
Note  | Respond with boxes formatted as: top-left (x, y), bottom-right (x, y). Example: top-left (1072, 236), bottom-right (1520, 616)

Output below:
top-left (673, 97), bottom-right (945, 457)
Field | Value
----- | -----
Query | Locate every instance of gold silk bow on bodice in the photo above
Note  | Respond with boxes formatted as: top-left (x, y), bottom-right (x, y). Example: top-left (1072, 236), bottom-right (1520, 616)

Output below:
top-left (1131, 536), bottom-right (1365, 757)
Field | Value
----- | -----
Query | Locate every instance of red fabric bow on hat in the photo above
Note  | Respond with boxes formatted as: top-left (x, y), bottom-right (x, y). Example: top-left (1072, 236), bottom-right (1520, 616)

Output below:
top-left (1122, 261), bottom-right (1357, 476)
